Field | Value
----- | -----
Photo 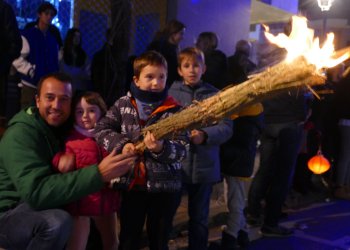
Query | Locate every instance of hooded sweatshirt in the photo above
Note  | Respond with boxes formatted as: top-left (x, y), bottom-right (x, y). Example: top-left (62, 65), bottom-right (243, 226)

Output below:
top-left (0, 107), bottom-right (104, 215)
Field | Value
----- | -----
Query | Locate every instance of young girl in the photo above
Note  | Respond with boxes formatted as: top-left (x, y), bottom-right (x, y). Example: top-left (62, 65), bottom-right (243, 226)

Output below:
top-left (52, 91), bottom-right (119, 250)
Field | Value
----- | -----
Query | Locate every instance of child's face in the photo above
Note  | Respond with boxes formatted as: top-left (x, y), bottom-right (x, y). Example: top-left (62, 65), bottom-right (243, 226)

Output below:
top-left (134, 65), bottom-right (167, 92)
top-left (178, 58), bottom-right (206, 87)
top-left (75, 97), bottom-right (102, 130)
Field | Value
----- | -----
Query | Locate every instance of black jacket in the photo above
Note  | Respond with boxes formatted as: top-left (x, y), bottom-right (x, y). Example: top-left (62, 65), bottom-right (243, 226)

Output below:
top-left (202, 49), bottom-right (228, 90)
top-left (0, 0), bottom-right (22, 74)
top-left (24, 21), bottom-right (62, 48)
top-left (227, 51), bottom-right (256, 85)
top-left (147, 38), bottom-right (180, 88)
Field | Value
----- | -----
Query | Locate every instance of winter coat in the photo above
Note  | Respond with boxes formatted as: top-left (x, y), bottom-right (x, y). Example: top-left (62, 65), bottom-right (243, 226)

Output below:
top-left (262, 89), bottom-right (309, 124)
top-left (0, 107), bottom-right (104, 216)
top-left (95, 93), bottom-right (188, 192)
top-left (332, 74), bottom-right (350, 121)
top-left (25, 21), bottom-right (63, 48)
top-left (220, 113), bottom-right (263, 177)
top-left (13, 27), bottom-right (59, 87)
top-left (52, 129), bottom-right (120, 216)
top-left (202, 49), bottom-right (228, 90)
top-left (169, 80), bottom-right (233, 184)
top-left (227, 51), bottom-right (257, 85)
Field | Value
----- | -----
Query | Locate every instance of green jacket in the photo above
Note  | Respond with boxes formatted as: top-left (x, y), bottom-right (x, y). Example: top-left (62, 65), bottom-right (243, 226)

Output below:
top-left (0, 107), bottom-right (104, 215)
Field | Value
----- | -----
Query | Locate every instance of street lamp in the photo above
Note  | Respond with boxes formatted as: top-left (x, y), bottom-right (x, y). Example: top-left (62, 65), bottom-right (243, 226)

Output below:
top-left (317, 0), bottom-right (334, 11)
top-left (317, 0), bottom-right (335, 38)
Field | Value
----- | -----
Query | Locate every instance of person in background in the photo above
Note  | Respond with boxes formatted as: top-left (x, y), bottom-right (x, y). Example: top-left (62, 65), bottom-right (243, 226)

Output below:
top-left (147, 19), bottom-right (186, 88)
top-left (12, 1), bottom-right (59, 108)
top-left (195, 31), bottom-right (228, 90)
top-left (94, 51), bottom-right (188, 250)
top-left (52, 91), bottom-right (120, 250)
top-left (244, 22), bottom-right (311, 236)
top-left (0, 0), bottom-right (22, 123)
top-left (0, 72), bottom-right (137, 249)
top-left (24, 1), bottom-right (63, 49)
top-left (215, 39), bottom-right (263, 250)
top-left (60, 28), bottom-right (91, 92)
top-left (331, 73), bottom-right (350, 199)
top-left (169, 47), bottom-right (232, 250)
top-left (227, 40), bottom-right (256, 84)
top-left (91, 28), bottom-right (126, 107)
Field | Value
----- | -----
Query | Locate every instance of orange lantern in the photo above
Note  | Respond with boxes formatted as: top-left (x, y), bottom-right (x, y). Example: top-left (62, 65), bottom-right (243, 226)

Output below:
top-left (308, 150), bottom-right (331, 174)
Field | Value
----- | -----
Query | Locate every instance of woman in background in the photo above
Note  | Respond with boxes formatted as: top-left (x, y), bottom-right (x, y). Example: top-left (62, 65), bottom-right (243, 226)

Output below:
top-left (60, 28), bottom-right (91, 91)
top-left (147, 19), bottom-right (186, 88)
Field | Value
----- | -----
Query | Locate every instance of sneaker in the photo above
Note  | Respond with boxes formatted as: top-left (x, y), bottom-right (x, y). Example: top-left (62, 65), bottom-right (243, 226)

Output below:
top-left (237, 230), bottom-right (250, 248)
top-left (259, 225), bottom-right (293, 237)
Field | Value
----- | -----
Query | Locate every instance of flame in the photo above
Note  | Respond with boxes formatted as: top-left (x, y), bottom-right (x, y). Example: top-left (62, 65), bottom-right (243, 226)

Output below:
top-left (264, 16), bottom-right (350, 71)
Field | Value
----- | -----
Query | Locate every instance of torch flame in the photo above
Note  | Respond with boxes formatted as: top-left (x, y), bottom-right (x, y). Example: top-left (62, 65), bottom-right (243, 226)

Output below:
top-left (264, 16), bottom-right (350, 71)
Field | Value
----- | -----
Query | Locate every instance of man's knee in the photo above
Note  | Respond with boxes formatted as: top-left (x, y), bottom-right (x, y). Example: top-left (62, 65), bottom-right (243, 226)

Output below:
top-left (45, 209), bottom-right (73, 237)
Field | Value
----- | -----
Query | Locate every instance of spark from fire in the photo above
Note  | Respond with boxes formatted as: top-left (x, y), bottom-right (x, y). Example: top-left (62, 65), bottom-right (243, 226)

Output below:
top-left (264, 16), bottom-right (350, 71)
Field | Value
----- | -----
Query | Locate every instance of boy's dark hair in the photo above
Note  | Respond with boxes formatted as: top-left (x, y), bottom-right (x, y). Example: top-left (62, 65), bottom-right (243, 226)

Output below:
top-left (72, 91), bottom-right (107, 116)
top-left (178, 47), bottom-right (205, 66)
top-left (37, 72), bottom-right (72, 96)
top-left (133, 50), bottom-right (168, 78)
top-left (37, 2), bottom-right (57, 16)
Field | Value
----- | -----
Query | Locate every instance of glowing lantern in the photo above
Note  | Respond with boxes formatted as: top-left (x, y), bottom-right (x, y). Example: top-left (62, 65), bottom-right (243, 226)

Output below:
top-left (308, 149), bottom-right (331, 174)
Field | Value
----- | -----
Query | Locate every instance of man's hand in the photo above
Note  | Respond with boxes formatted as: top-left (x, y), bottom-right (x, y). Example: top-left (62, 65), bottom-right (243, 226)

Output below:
top-left (58, 153), bottom-right (75, 173)
top-left (98, 149), bottom-right (138, 182)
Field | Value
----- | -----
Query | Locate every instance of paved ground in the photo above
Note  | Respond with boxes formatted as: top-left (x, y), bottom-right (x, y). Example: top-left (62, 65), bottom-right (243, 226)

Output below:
top-left (140, 173), bottom-right (349, 250)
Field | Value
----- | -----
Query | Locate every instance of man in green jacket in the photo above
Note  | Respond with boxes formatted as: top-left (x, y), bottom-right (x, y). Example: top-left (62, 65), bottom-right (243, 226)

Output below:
top-left (0, 72), bottom-right (136, 249)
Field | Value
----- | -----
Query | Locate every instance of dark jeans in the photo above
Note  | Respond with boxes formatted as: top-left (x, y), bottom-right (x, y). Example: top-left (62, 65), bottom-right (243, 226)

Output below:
top-left (247, 121), bottom-right (302, 227)
top-left (0, 203), bottom-right (73, 250)
top-left (118, 190), bottom-right (178, 250)
top-left (174, 183), bottom-right (212, 250)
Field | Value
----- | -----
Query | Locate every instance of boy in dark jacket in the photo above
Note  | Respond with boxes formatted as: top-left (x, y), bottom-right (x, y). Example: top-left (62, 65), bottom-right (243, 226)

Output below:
top-left (169, 47), bottom-right (232, 250)
top-left (94, 51), bottom-right (188, 250)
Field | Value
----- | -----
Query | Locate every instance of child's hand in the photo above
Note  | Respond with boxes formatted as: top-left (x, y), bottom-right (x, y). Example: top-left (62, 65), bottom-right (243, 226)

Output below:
top-left (58, 153), bottom-right (75, 173)
top-left (144, 131), bottom-right (163, 153)
top-left (190, 129), bottom-right (207, 145)
top-left (122, 143), bottom-right (137, 154)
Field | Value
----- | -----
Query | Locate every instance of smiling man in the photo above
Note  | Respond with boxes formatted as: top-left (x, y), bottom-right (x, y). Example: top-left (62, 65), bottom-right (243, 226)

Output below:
top-left (0, 72), bottom-right (137, 249)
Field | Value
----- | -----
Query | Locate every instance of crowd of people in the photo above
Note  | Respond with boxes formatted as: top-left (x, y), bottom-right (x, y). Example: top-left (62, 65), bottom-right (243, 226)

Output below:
top-left (0, 1), bottom-right (349, 250)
